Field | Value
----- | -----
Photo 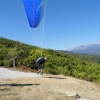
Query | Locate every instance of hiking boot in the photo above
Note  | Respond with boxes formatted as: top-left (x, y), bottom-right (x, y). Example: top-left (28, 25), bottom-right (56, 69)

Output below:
top-left (37, 72), bottom-right (39, 75)
top-left (41, 72), bottom-right (43, 76)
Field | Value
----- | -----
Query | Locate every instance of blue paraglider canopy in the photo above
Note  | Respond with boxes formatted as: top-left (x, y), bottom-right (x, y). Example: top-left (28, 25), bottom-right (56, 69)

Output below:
top-left (23, 0), bottom-right (46, 28)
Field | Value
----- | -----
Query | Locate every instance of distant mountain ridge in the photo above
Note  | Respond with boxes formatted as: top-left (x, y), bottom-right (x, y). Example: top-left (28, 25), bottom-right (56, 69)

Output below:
top-left (67, 43), bottom-right (100, 55)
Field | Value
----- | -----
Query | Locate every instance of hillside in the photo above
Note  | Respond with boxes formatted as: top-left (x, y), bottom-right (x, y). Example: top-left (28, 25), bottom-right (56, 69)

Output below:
top-left (0, 37), bottom-right (100, 83)
top-left (60, 50), bottom-right (100, 64)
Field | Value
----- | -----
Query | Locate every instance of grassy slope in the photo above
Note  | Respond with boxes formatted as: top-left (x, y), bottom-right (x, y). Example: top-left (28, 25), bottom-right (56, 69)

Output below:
top-left (0, 37), bottom-right (100, 83)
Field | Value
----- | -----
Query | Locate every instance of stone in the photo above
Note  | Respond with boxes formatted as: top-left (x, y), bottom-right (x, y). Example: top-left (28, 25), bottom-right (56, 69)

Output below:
top-left (66, 92), bottom-right (81, 99)
top-left (76, 98), bottom-right (93, 100)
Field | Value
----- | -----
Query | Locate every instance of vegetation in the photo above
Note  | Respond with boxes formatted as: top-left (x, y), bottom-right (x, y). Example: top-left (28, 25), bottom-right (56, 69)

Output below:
top-left (0, 37), bottom-right (100, 83)
top-left (60, 50), bottom-right (100, 64)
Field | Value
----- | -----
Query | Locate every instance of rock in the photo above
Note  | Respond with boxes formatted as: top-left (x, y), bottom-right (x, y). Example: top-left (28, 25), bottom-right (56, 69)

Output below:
top-left (76, 98), bottom-right (93, 100)
top-left (66, 92), bottom-right (81, 99)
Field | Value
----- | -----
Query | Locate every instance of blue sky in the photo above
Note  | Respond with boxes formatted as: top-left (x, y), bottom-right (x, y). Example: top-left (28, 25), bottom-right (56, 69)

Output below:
top-left (0, 0), bottom-right (100, 50)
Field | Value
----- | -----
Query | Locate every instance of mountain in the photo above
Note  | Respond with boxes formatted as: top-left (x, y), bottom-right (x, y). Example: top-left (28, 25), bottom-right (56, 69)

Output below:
top-left (67, 43), bottom-right (100, 55)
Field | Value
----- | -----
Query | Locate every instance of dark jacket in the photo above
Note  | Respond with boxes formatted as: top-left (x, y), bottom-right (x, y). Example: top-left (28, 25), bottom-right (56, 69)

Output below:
top-left (36, 57), bottom-right (46, 66)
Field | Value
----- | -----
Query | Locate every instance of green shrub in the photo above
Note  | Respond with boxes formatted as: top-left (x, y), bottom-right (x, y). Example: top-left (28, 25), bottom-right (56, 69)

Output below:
top-left (3, 60), bottom-right (12, 67)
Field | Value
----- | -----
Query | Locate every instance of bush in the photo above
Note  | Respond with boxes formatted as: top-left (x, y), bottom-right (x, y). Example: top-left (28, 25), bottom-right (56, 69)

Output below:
top-left (3, 60), bottom-right (12, 67)
top-left (0, 60), bottom-right (4, 66)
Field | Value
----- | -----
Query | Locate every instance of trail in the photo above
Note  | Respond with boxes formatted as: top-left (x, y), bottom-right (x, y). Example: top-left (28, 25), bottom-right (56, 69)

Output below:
top-left (0, 67), bottom-right (40, 79)
top-left (0, 67), bottom-right (100, 100)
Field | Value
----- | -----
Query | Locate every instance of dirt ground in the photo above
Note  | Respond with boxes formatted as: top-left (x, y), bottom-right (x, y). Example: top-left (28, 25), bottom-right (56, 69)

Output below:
top-left (0, 73), bottom-right (100, 100)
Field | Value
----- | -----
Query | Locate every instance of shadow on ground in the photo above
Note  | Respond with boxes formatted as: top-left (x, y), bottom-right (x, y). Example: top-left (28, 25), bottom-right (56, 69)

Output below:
top-left (44, 76), bottom-right (66, 79)
top-left (0, 83), bottom-right (40, 87)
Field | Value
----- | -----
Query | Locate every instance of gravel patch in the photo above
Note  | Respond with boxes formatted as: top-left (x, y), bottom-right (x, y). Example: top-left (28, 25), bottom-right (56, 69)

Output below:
top-left (0, 67), bottom-right (40, 79)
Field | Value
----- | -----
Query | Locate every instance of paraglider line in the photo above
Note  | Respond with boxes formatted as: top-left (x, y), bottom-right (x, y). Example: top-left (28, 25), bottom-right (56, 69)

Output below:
top-left (40, 0), bottom-right (47, 56)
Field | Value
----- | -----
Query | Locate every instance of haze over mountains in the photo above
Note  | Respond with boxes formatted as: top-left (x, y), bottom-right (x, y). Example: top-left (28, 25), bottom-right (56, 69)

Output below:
top-left (67, 43), bottom-right (100, 55)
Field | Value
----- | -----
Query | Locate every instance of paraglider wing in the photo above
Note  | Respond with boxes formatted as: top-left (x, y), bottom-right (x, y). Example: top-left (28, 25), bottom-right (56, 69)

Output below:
top-left (23, 0), bottom-right (46, 28)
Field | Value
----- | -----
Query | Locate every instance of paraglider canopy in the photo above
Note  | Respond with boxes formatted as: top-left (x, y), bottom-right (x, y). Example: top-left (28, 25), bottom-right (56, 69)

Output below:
top-left (23, 0), bottom-right (46, 28)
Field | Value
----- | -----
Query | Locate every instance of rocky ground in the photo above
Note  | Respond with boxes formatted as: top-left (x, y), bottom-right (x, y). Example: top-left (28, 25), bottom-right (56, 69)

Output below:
top-left (0, 67), bottom-right (100, 100)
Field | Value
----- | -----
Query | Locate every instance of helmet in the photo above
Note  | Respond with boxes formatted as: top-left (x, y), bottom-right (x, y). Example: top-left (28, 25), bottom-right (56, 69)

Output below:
top-left (44, 57), bottom-right (47, 60)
